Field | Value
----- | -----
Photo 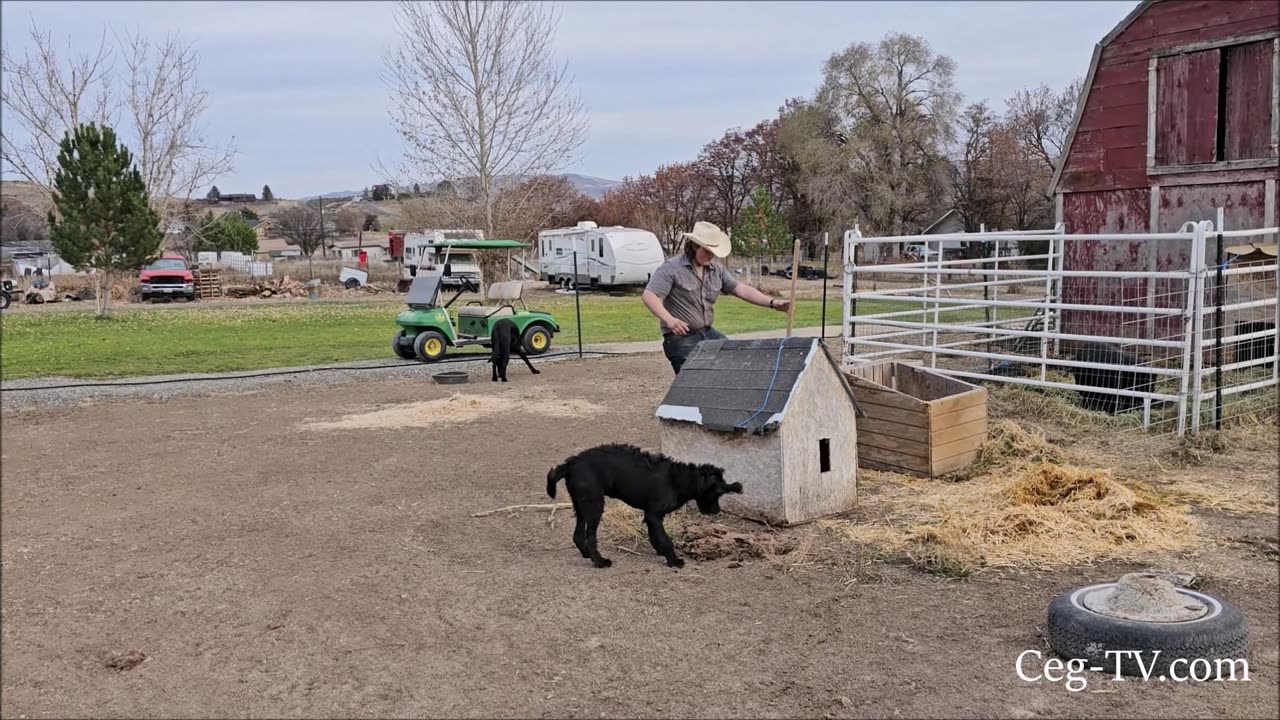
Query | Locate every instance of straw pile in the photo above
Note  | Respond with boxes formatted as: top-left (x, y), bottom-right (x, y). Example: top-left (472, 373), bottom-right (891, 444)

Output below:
top-left (824, 418), bottom-right (1204, 574)
top-left (828, 462), bottom-right (1200, 574)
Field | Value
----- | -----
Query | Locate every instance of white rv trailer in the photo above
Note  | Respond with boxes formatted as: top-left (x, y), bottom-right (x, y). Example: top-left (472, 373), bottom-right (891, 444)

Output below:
top-left (537, 222), bottom-right (665, 288)
top-left (400, 229), bottom-right (485, 287)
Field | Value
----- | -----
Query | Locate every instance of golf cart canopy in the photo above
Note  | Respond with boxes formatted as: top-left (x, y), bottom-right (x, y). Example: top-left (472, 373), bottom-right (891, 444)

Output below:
top-left (424, 240), bottom-right (525, 250)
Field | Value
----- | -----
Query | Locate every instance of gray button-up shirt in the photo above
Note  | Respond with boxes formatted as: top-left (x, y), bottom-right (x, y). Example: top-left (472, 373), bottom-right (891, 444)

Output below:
top-left (645, 254), bottom-right (739, 335)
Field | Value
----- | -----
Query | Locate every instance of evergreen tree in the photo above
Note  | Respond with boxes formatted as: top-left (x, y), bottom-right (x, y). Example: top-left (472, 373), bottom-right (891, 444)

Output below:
top-left (362, 187), bottom-right (371, 201)
top-left (412, 182), bottom-right (421, 196)
top-left (261, 184), bottom-right (274, 202)
top-left (196, 212), bottom-right (258, 255)
top-left (48, 122), bottom-right (162, 318)
top-left (732, 186), bottom-right (791, 274)
top-left (206, 185), bottom-right (221, 202)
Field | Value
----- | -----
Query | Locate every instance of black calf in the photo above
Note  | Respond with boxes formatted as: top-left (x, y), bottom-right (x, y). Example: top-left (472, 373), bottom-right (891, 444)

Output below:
top-left (1233, 321), bottom-right (1276, 364)
top-left (1070, 341), bottom-right (1155, 414)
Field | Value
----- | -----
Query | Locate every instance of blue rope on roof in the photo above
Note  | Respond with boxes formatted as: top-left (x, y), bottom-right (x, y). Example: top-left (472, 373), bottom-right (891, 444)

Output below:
top-left (735, 337), bottom-right (789, 432)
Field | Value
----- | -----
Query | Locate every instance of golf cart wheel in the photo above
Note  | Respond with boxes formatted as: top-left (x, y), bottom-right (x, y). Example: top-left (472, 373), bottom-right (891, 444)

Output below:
top-left (344, 278), bottom-right (360, 290)
top-left (522, 324), bottom-right (551, 356)
top-left (0, 293), bottom-right (9, 311)
top-left (1045, 582), bottom-right (1247, 678)
top-left (413, 330), bottom-right (447, 362)
top-left (391, 330), bottom-right (416, 360)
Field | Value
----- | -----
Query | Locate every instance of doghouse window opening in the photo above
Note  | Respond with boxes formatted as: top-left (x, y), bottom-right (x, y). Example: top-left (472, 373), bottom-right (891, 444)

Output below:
top-left (819, 438), bottom-right (831, 473)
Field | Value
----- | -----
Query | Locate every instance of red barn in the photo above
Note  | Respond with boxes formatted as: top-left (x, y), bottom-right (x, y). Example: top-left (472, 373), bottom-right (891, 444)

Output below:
top-left (1050, 0), bottom-right (1278, 339)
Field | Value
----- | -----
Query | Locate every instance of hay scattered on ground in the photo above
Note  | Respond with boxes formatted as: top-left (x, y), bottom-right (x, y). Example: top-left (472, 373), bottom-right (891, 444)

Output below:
top-left (946, 420), bottom-right (1063, 480)
top-left (1149, 477), bottom-right (1279, 515)
top-left (305, 390), bottom-right (606, 430)
top-left (826, 461), bottom-right (1201, 574)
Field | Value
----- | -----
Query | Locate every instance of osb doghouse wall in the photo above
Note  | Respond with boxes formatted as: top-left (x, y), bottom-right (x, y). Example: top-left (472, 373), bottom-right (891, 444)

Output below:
top-left (658, 424), bottom-right (786, 522)
top-left (843, 362), bottom-right (988, 478)
top-left (778, 349), bottom-right (858, 524)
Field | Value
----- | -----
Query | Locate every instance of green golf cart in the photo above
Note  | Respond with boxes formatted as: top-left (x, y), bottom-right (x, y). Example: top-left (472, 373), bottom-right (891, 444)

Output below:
top-left (391, 241), bottom-right (560, 362)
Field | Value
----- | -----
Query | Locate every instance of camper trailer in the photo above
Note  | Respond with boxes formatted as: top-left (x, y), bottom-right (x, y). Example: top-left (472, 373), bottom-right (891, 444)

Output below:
top-left (537, 222), bottom-right (664, 289)
top-left (399, 229), bottom-right (486, 287)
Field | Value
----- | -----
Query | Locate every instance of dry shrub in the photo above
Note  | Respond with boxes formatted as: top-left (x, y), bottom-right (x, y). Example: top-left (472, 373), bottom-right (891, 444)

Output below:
top-left (826, 462), bottom-right (1200, 573)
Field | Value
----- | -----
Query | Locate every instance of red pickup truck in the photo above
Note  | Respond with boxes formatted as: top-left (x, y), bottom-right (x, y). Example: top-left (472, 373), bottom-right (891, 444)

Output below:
top-left (138, 253), bottom-right (196, 302)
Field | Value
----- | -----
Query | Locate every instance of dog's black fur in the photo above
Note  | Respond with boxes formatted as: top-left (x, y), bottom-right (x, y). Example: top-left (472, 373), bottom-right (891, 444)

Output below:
top-left (546, 443), bottom-right (741, 569)
top-left (489, 318), bottom-right (539, 382)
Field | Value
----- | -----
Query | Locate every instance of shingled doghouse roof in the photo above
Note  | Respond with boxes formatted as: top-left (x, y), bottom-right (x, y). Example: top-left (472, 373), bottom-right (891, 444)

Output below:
top-left (655, 337), bottom-right (862, 435)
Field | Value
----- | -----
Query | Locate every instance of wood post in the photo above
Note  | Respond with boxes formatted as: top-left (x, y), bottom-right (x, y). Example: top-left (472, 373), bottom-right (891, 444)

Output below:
top-left (786, 238), bottom-right (801, 336)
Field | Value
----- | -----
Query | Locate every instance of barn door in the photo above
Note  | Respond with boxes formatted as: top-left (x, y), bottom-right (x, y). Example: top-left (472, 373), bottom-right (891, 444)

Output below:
top-left (1155, 50), bottom-right (1221, 166)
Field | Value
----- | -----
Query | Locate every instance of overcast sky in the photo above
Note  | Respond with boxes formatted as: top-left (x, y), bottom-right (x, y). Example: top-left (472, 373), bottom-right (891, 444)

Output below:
top-left (1, 0), bottom-right (1136, 198)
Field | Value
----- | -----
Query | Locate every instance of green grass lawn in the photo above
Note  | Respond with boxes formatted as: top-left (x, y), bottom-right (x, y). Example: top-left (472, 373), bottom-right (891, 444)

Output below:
top-left (0, 294), bottom-right (980, 380)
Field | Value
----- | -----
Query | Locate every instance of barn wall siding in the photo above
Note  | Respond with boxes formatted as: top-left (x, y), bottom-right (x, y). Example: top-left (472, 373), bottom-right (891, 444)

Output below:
top-left (1061, 189), bottom-right (1152, 339)
top-left (1058, 0), bottom-right (1278, 195)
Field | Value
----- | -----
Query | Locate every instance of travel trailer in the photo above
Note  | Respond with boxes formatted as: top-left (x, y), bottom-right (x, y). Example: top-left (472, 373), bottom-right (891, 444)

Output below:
top-left (537, 222), bottom-right (665, 289)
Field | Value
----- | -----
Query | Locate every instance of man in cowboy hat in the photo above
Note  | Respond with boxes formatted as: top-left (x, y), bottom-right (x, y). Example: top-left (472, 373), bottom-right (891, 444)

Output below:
top-left (642, 220), bottom-right (790, 374)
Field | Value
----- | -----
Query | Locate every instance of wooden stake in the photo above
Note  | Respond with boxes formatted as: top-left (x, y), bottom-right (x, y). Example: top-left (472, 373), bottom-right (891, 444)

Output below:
top-left (785, 238), bottom-right (801, 336)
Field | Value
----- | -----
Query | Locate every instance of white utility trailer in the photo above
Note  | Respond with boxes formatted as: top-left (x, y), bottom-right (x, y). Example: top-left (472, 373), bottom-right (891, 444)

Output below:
top-left (400, 229), bottom-right (485, 287)
top-left (537, 222), bottom-right (665, 289)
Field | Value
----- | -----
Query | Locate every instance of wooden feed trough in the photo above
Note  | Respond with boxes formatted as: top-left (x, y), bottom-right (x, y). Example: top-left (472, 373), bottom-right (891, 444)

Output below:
top-left (843, 362), bottom-right (987, 478)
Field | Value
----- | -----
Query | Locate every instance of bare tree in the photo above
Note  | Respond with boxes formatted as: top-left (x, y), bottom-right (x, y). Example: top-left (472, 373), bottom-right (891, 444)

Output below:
top-left (381, 0), bottom-right (587, 286)
top-left (0, 202), bottom-right (51, 248)
top-left (817, 32), bottom-right (960, 238)
top-left (334, 206), bottom-right (364, 236)
top-left (275, 205), bottom-right (324, 278)
top-left (947, 102), bottom-right (1000, 233)
top-left (1, 20), bottom-right (235, 229)
top-left (1005, 79), bottom-right (1081, 172)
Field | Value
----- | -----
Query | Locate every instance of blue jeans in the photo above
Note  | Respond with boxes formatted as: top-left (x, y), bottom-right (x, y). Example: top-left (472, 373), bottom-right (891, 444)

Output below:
top-left (662, 327), bottom-right (727, 374)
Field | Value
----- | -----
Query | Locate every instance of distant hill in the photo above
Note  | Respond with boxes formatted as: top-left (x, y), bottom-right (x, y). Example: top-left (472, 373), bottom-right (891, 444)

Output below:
top-left (301, 174), bottom-right (621, 202)
top-left (562, 174), bottom-right (621, 199)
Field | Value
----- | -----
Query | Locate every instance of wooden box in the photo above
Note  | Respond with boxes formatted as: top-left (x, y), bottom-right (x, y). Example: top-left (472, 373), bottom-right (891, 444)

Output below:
top-left (843, 362), bottom-right (988, 478)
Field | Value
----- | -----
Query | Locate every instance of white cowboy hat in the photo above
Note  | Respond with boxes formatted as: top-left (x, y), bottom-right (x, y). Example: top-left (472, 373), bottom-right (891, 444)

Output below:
top-left (682, 221), bottom-right (732, 259)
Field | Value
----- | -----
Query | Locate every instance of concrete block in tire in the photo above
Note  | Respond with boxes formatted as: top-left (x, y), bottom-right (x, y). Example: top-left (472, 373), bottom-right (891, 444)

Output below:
top-left (1046, 583), bottom-right (1247, 677)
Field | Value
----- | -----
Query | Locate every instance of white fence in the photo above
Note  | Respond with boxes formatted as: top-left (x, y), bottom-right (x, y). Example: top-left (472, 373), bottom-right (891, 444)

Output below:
top-left (841, 217), bottom-right (1278, 435)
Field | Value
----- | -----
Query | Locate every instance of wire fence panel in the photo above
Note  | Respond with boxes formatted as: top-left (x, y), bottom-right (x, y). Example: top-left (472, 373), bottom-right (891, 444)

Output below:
top-left (841, 217), bottom-right (1279, 436)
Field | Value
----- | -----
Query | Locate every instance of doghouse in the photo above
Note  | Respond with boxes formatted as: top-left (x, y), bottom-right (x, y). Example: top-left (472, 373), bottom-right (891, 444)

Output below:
top-left (654, 337), bottom-right (861, 526)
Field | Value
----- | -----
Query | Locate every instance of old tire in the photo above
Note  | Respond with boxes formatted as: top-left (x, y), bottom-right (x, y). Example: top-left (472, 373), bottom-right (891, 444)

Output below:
top-left (344, 278), bottom-right (361, 290)
top-left (522, 324), bottom-right (551, 356)
top-left (391, 330), bottom-right (416, 360)
top-left (413, 330), bottom-right (447, 362)
top-left (1045, 583), bottom-right (1248, 678)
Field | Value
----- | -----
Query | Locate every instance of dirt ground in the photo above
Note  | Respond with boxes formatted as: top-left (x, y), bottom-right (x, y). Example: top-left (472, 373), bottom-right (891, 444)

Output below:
top-left (1, 353), bottom-right (1276, 719)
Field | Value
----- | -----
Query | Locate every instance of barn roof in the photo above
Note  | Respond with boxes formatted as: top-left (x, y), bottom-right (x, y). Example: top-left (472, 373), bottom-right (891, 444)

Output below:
top-left (655, 337), bottom-right (861, 435)
top-left (1048, 0), bottom-right (1157, 197)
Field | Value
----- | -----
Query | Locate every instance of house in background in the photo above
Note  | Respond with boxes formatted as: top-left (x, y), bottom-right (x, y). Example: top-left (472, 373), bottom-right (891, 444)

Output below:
top-left (1050, 0), bottom-right (1278, 336)
top-left (253, 237), bottom-right (303, 261)
top-left (332, 234), bottom-right (391, 262)
top-left (252, 219), bottom-right (277, 240)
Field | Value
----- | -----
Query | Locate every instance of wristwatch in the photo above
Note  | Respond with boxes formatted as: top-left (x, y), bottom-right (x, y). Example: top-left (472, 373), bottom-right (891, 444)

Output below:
top-left (769, 299), bottom-right (776, 309)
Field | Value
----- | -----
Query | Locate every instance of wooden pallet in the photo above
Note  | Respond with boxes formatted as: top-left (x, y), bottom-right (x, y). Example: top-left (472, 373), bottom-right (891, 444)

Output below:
top-left (193, 267), bottom-right (223, 299)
